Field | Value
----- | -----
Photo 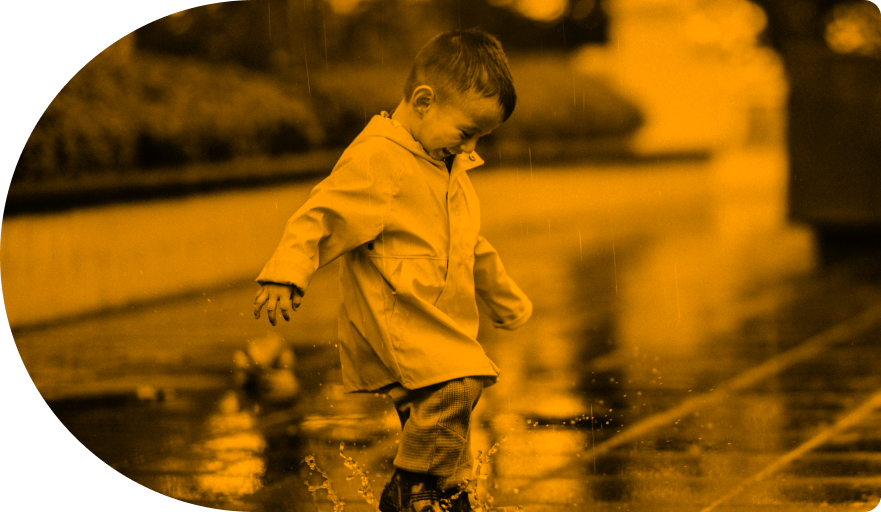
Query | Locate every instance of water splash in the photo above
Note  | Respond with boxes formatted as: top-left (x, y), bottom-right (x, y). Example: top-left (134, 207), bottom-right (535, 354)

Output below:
top-left (339, 443), bottom-right (379, 508)
top-left (447, 437), bottom-right (523, 512)
top-left (304, 440), bottom-right (523, 511)
top-left (304, 454), bottom-right (346, 512)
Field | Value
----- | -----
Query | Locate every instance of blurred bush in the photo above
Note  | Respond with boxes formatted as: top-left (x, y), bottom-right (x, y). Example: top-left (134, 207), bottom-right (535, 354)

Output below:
top-left (15, 45), bottom-right (324, 182)
top-left (309, 64), bottom-right (409, 147)
top-left (501, 53), bottom-right (643, 141)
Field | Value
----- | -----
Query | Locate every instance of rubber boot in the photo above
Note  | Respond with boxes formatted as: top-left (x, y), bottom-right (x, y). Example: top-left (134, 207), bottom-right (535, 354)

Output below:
top-left (379, 469), bottom-right (443, 512)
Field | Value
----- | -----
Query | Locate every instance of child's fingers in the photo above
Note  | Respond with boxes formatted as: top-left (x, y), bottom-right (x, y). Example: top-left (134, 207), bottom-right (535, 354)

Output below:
top-left (267, 301), bottom-right (278, 326)
top-left (253, 289), bottom-right (269, 319)
top-left (254, 285), bottom-right (299, 325)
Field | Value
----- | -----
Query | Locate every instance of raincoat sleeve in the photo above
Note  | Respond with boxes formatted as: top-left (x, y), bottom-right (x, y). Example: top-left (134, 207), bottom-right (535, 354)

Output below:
top-left (473, 235), bottom-right (533, 330)
top-left (256, 149), bottom-right (398, 292)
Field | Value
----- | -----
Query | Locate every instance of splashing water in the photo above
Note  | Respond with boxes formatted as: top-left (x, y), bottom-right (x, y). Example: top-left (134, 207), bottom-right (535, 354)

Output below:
top-left (304, 454), bottom-right (346, 512)
top-left (339, 443), bottom-right (379, 508)
top-left (304, 439), bottom-right (523, 511)
top-left (446, 437), bottom-right (523, 512)
top-left (303, 446), bottom-right (379, 512)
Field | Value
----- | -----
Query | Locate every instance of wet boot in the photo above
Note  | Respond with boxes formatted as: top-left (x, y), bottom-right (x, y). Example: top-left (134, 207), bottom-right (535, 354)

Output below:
top-left (379, 469), bottom-right (443, 512)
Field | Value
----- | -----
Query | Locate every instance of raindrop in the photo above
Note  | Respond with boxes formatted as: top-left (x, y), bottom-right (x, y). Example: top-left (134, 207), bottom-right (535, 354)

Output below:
top-left (578, 229), bottom-right (583, 261)
top-left (322, 5), bottom-right (328, 70)
top-left (674, 264), bottom-right (682, 322)
top-left (590, 402), bottom-right (597, 474)
top-left (612, 238), bottom-right (618, 296)
top-left (528, 146), bottom-right (534, 186)
top-left (304, 44), bottom-right (311, 96)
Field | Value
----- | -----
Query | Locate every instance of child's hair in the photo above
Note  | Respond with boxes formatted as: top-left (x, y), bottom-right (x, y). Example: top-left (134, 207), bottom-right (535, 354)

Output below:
top-left (404, 28), bottom-right (517, 122)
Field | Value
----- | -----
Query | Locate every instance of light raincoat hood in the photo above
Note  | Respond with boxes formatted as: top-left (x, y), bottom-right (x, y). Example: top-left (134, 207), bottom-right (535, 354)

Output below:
top-left (258, 113), bottom-right (532, 392)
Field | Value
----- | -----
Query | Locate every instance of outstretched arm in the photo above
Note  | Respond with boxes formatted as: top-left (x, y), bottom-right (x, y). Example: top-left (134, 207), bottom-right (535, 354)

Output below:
top-left (256, 149), bottom-right (399, 292)
top-left (473, 235), bottom-right (533, 330)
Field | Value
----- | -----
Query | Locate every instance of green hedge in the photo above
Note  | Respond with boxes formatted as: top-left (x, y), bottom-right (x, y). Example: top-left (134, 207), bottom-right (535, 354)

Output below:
top-left (502, 54), bottom-right (644, 140)
top-left (15, 50), bottom-right (642, 183)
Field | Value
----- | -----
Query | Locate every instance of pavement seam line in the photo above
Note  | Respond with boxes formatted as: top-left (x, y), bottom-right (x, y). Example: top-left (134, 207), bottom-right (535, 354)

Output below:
top-left (697, 388), bottom-right (881, 512)
top-left (581, 302), bottom-right (881, 460)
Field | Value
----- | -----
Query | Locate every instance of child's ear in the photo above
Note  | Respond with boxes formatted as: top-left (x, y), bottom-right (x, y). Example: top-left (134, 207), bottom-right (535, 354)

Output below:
top-left (411, 85), bottom-right (435, 117)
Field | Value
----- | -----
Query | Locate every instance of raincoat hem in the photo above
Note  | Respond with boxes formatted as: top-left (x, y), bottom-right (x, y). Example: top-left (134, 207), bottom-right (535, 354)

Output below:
top-left (342, 368), bottom-right (499, 394)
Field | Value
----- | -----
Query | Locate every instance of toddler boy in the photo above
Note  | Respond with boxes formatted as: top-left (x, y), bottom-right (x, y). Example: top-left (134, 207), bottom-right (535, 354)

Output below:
top-left (253, 28), bottom-right (532, 511)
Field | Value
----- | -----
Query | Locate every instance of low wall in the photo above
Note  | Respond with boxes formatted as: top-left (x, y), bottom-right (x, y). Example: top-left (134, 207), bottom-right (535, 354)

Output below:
top-left (1, 181), bottom-right (320, 329)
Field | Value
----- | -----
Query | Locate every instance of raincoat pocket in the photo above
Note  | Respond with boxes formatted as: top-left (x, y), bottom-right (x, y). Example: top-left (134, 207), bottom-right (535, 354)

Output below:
top-left (434, 256), bottom-right (479, 334)
top-left (398, 257), bottom-right (448, 306)
top-left (369, 256), bottom-right (449, 347)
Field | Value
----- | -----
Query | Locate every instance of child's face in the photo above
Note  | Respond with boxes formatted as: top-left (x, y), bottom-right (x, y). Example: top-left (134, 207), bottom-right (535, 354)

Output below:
top-left (414, 89), bottom-right (504, 162)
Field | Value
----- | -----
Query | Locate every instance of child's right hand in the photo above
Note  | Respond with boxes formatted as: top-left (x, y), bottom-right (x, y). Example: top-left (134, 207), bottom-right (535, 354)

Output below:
top-left (254, 283), bottom-right (303, 326)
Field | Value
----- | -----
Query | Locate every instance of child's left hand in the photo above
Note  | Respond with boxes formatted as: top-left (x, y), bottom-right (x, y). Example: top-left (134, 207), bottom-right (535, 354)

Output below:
top-left (254, 283), bottom-right (303, 326)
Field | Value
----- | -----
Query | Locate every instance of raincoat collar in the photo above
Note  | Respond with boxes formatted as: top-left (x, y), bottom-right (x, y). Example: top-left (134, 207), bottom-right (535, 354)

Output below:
top-left (366, 112), bottom-right (484, 178)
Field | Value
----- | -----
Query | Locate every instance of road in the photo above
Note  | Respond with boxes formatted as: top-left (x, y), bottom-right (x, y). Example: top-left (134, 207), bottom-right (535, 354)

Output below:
top-left (10, 147), bottom-right (881, 511)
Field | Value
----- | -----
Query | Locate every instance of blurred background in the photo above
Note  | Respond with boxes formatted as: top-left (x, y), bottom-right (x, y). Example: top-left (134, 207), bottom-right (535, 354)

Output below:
top-left (6, 0), bottom-right (880, 328)
top-left (4, 0), bottom-right (881, 510)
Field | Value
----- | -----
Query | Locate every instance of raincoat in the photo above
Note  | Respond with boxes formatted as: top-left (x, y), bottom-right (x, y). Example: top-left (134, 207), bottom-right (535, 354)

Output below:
top-left (257, 113), bottom-right (532, 392)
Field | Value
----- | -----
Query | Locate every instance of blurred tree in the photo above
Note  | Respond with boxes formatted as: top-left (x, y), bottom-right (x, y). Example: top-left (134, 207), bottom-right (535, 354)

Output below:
top-left (751, 0), bottom-right (881, 53)
top-left (134, 0), bottom-right (610, 72)
top-left (320, 0), bottom-right (609, 60)
top-left (450, 0), bottom-right (609, 51)
top-left (135, 2), bottom-right (279, 69)
top-left (333, 0), bottom-right (454, 63)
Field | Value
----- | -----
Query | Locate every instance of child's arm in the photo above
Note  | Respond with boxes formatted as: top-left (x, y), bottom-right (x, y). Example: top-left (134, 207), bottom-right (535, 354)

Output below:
top-left (254, 283), bottom-right (304, 326)
top-left (255, 149), bottom-right (398, 324)
top-left (473, 235), bottom-right (533, 330)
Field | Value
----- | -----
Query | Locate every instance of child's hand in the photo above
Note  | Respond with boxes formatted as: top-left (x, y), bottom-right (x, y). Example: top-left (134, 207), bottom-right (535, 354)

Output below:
top-left (254, 283), bottom-right (303, 326)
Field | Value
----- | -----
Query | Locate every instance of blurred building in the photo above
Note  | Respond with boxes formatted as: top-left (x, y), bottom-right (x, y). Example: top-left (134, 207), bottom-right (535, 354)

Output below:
top-left (576, 0), bottom-right (787, 153)
top-left (590, 0), bottom-right (881, 260)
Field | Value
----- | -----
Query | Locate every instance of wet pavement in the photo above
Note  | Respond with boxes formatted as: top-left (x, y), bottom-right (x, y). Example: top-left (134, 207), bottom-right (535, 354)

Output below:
top-left (10, 147), bottom-right (881, 511)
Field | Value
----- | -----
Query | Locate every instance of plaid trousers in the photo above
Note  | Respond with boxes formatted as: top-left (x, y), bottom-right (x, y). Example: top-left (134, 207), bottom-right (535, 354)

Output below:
top-left (386, 377), bottom-right (484, 490)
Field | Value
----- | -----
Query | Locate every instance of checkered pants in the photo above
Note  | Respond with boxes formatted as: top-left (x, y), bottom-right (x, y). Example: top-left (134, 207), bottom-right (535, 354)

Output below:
top-left (386, 377), bottom-right (484, 490)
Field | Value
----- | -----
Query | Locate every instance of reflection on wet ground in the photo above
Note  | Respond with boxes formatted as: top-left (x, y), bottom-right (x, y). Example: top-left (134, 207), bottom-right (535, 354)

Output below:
top-left (16, 148), bottom-right (881, 511)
